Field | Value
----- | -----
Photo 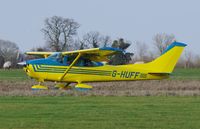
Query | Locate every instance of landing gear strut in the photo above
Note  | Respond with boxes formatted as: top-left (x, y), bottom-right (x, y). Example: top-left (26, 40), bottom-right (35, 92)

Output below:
top-left (54, 82), bottom-right (72, 90)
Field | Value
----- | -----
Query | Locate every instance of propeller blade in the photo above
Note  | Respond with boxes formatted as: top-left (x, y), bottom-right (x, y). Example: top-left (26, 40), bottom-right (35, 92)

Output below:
top-left (17, 61), bottom-right (26, 66)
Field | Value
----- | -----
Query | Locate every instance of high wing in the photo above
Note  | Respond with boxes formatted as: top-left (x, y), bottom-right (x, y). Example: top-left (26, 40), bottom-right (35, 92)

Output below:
top-left (25, 52), bottom-right (54, 58)
top-left (62, 47), bottom-right (124, 62)
top-left (25, 47), bottom-right (123, 62)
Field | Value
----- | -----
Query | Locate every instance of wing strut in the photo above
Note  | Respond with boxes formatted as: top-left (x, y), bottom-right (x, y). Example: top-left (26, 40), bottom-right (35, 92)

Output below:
top-left (59, 53), bottom-right (82, 81)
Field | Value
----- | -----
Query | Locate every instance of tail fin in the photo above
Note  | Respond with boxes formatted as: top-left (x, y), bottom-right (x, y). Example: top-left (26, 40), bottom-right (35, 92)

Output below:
top-left (146, 42), bottom-right (187, 73)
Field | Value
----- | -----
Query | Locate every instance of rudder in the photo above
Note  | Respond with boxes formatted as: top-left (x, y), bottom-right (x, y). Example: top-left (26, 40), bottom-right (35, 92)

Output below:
top-left (146, 42), bottom-right (187, 73)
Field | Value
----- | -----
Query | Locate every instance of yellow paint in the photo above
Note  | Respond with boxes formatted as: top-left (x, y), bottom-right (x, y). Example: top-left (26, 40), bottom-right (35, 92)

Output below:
top-left (31, 85), bottom-right (48, 90)
top-left (75, 84), bottom-right (93, 89)
top-left (59, 53), bottom-right (81, 81)
top-left (23, 44), bottom-right (186, 88)
top-left (54, 83), bottom-right (66, 89)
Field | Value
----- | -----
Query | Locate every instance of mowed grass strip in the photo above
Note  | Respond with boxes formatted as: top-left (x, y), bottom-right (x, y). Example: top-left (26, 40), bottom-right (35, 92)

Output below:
top-left (0, 69), bottom-right (27, 80)
top-left (171, 68), bottom-right (200, 80)
top-left (0, 96), bottom-right (200, 129)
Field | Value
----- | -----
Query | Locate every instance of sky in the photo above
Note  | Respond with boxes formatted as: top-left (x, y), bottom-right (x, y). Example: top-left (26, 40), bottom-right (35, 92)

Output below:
top-left (0, 0), bottom-right (199, 55)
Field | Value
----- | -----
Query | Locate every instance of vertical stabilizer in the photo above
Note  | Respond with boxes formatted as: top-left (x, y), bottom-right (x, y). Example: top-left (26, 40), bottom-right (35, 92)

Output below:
top-left (145, 42), bottom-right (187, 73)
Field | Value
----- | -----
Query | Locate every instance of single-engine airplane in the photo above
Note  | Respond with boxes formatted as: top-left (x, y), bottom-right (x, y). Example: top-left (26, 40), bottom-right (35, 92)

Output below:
top-left (18, 41), bottom-right (187, 90)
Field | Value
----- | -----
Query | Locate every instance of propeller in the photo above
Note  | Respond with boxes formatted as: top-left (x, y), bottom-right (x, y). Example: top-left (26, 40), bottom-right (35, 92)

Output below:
top-left (17, 61), bottom-right (26, 66)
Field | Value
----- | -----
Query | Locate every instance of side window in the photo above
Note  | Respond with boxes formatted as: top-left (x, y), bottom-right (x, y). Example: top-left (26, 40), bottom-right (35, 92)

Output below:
top-left (62, 55), bottom-right (103, 67)
top-left (75, 58), bottom-right (85, 66)
top-left (65, 55), bottom-right (77, 66)
top-left (75, 58), bottom-right (103, 67)
top-left (84, 59), bottom-right (93, 66)
top-left (63, 56), bottom-right (68, 65)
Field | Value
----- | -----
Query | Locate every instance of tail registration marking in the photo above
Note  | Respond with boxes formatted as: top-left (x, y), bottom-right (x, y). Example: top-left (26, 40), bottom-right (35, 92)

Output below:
top-left (112, 70), bottom-right (147, 79)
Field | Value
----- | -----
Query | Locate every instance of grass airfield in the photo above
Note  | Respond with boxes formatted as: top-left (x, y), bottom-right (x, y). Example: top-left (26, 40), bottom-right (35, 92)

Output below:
top-left (1, 96), bottom-right (200, 129)
top-left (0, 68), bottom-right (200, 129)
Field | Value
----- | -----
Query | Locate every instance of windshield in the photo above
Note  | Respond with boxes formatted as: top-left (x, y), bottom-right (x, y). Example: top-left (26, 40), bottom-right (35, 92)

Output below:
top-left (48, 52), bottom-right (62, 62)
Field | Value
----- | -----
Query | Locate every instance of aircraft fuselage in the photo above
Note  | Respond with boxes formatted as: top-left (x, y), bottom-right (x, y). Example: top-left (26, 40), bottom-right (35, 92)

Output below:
top-left (24, 64), bottom-right (169, 83)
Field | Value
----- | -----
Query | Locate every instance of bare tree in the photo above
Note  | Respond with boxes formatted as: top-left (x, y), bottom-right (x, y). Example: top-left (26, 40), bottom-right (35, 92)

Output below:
top-left (177, 52), bottom-right (200, 68)
top-left (183, 50), bottom-right (194, 68)
top-left (42, 16), bottom-right (80, 51)
top-left (153, 33), bottom-right (176, 55)
top-left (0, 39), bottom-right (19, 67)
top-left (135, 41), bottom-right (148, 61)
top-left (30, 46), bottom-right (49, 52)
top-left (80, 31), bottom-right (111, 49)
top-left (194, 55), bottom-right (200, 68)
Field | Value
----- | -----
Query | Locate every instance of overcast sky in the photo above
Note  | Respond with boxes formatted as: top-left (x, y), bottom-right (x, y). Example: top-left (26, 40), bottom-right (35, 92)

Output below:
top-left (0, 0), bottom-right (199, 55)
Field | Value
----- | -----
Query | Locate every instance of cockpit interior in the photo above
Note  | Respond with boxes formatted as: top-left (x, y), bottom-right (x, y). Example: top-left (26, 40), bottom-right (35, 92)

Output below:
top-left (48, 52), bottom-right (103, 67)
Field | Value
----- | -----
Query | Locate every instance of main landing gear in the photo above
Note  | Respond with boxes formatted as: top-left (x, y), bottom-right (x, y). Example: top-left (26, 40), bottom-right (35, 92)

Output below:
top-left (31, 82), bottom-right (93, 90)
top-left (31, 82), bottom-right (48, 90)
top-left (54, 82), bottom-right (72, 90)
top-left (75, 83), bottom-right (93, 90)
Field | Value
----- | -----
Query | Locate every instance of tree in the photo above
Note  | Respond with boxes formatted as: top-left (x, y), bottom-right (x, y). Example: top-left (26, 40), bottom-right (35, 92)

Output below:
top-left (0, 55), bottom-right (4, 68)
top-left (30, 46), bottom-right (49, 52)
top-left (194, 55), bottom-right (200, 68)
top-left (0, 39), bottom-right (19, 67)
top-left (79, 31), bottom-right (111, 49)
top-left (153, 33), bottom-right (176, 55)
top-left (42, 16), bottom-right (80, 51)
top-left (183, 50), bottom-right (194, 68)
top-left (109, 38), bottom-right (134, 65)
top-left (135, 41), bottom-right (148, 61)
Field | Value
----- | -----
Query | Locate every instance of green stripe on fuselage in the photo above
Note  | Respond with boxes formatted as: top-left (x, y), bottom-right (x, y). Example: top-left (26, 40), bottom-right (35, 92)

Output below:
top-left (32, 65), bottom-right (112, 76)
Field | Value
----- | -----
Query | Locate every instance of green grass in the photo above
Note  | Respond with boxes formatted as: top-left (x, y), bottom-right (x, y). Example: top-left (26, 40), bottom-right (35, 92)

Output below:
top-left (171, 68), bottom-right (200, 80)
top-left (0, 96), bottom-right (199, 129)
top-left (0, 69), bottom-right (27, 80)
top-left (0, 69), bottom-right (200, 129)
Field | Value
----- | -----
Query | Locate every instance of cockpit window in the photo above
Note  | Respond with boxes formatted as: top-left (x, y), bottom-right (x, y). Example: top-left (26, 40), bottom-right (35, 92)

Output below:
top-left (48, 52), bottom-right (62, 63)
top-left (75, 58), bottom-right (103, 67)
top-left (48, 53), bottom-right (103, 66)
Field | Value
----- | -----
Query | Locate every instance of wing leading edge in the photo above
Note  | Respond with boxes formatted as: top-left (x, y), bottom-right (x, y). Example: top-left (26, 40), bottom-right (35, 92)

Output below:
top-left (62, 47), bottom-right (123, 62)
top-left (25, 47), bottom-right (123, 62)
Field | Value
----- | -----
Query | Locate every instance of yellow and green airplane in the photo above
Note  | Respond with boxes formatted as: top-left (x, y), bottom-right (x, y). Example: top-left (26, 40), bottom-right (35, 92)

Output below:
top-left (18, 41), bottom-right (187, 90)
